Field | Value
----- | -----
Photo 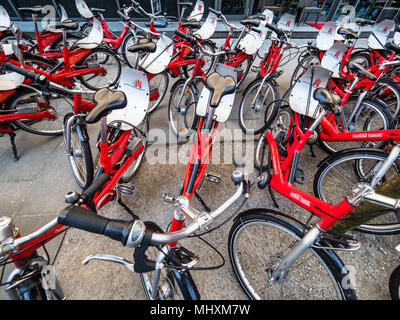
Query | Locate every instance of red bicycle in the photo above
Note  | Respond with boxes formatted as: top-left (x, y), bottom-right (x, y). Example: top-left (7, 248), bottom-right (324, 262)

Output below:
top-left (229, 87), bottom-right (400, 299)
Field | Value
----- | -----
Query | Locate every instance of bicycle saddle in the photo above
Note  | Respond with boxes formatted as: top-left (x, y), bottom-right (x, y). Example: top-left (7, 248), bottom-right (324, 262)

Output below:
top-left (48, 21), bottom-right (79, 31)
top-left (127, 38), bottom-right (157, 53)
top-left (337, 27), bottom-right (358, 39)
top-left (205, 72), bottom-right (236, 108)
top-left (86, 88), bottom-right (127, 124)
top-left (385, 42), bottom-right (400, 55)
top-left (354, 18), bottom-right (375, 26)
top-left (240, 18), bottom-right (260, 28)
top-left (313, 88), bottom-right (342, 111)
top-left (18, 7), bottom-right (44, 14)
top-left (181, 20), bottom-right (202, 29)
top-left (246, 14), bottom-right (266, 21)
top-left (347, 61), bottom-right (377, 80)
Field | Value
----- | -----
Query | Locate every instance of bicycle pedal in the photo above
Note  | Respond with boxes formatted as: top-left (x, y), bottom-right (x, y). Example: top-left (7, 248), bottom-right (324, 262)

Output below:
top-left (117, 184), bottom-right (135, 195)
top-left (315, 234), bottom-right (361, 251)
top-left (294, 167), bottom-right (306, 185)
top-left (162, 193), bottom-right (176, 204)
top-left (206, 172), bottom-right (222, 184)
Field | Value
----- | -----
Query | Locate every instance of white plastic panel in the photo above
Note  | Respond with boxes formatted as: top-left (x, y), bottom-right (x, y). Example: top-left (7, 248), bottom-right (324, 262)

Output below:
top-left (139, 35), bottom-right (173, 74)
top-left (276, 14), bottom-right (295, 32)
top-left (0, 6), bottom-right (11, 32)
top-left (341, 5), bottom-right (356, 20)
top-left (368, 19), bottom-right (395, 50)
top-left (196, 64), bottom-right (237, 123)
top-left (60, 5), bottom-right (69, 22)
top-left (335, 15), bottom-right (351, 41)
top-left (1, 43), bottom-right (13, 56)
top-left (321, 41), bottom-right (346, 78)
top-left (193, 11), bottom-right (218, 40)
top-left (261, 9), bottom-right (274, 25)
top-left (76, 18), bottom-right (103, 49)
top-left (75, 0), bottom-right (94, 19)
top-left (237, 32), bottom-right (259, 55)
top-left (187, 0), bottom-right (204, 22)
top-left (316, 21), bottom-right (337, 51)
top-left (107, 67), bottom-right (149, 130)
top-left (394, 31), bottom-right (400, 46)
top-left (0, 45), bottom-right (25, 90)
top-left (289, 66), bottom-right (331, 119)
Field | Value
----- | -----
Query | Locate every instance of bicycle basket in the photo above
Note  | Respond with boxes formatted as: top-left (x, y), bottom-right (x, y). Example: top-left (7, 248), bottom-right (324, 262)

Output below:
top-left (289, 65), bottom-right (331, 119)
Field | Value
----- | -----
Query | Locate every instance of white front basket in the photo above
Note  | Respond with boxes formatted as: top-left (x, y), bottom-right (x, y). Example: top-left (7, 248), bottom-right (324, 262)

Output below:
top-left (187, 0), bottom-right (204, 22)
top-left (368, 19), bottom-right (395, 50)
top-left (321, 41), bottom-right (346, 78)
top-left (139, 35), bottom-right (173, 75)
top-left (75, 0), bottom-right (94, 19)
top-left (75, 18), bottom-right (103, 49)
top-left (316, 21), bottom-right (337, 51)
top-left (193, 11), bottom-right (218, 40)
top-left (0, 6), bottom-right (11, 32)
top-left (289, 66), bottom-right (331, 119)
top-left (196, 64), bottom-right (237, 123)
top-left (107, 67), bottom-right (149, 130)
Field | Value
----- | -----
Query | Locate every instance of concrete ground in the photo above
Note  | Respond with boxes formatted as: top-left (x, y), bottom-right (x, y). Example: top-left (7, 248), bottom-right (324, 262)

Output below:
top-left (0, 38), bottom-right (399, 300)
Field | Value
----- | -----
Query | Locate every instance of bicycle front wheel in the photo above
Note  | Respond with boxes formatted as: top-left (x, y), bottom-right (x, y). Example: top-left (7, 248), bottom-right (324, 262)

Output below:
top-left (389, 265), bottom-right (400, 300)
top-left (229, 211), bottom-right (356, 300)
top-left (239, 78), bottom-right (280, 135)
top-left (313, 149), bottom-right (400, 234)
top-left (79, 48), bottom-right (121, 91)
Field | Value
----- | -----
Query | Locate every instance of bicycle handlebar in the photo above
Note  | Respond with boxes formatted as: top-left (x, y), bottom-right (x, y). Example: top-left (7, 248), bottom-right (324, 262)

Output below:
top-left (2, 62), bottom-right (47, 84)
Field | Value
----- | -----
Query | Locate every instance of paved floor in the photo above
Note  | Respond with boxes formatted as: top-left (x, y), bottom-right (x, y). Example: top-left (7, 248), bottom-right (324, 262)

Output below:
top-left (0, 38), bottom-right (399, 300)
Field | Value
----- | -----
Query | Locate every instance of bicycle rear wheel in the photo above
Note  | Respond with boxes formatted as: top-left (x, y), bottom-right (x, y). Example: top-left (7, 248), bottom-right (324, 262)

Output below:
top-left (389, 265), bottom-right (400, 300)
top-left (313, 149), bottom-right (400, 234)
top-left (229, 210), bottom-right (356, 300)
top-left (290, 53), bottom-right (320, 86)
top-left (6, 87), bottom-right (73, 136)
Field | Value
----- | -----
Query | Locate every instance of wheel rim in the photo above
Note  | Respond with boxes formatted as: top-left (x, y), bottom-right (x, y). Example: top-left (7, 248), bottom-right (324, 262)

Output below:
top-left (148, 73), bottom-right (168, 113)
top-left (68, 127), bottom-right (88, 187)
top-left (230, 219), bottom-right (343, 300)
top-left (169, 84), bottom-right (196, 138)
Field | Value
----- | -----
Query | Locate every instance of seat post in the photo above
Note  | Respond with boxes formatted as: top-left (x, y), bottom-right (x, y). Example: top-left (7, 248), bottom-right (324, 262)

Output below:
top-left (32, 13), bottom-right (39, 33)
top-left (204, 107), bottom-right (216, 133)
top-left (100, 117), bottom-right (108, 144)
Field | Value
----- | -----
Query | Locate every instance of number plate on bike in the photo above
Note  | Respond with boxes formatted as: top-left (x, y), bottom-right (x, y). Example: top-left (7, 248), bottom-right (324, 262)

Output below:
top-left (368, 19), bottom-right (395, 50)
top-left (106, 67), bottom-right (149, 130)
top-left (316, 21), bottom-right (337, 51)
top-left (196, 64), bottom-right (237, 123)
top-left (321, 41), bottom-right (346, 78)
top-left (192, 11), bottom-right (218, 40)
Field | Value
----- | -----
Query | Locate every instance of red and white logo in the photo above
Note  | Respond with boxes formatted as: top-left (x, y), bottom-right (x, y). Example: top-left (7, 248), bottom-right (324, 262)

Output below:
top-left (313, 79), bottom-right (322, 87)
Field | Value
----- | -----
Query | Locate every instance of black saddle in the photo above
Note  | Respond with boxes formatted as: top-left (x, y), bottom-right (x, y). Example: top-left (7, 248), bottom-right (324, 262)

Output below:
top-left (48, 21), bottom-right (79, 31)
top-left (205, 73), bottom-right (236, 108)
top-left (127, 38), bottom-right (157, 53)
top-left (354, 18), bottom-right (375, 26)
top-left (240, 18), bottom-right (261, 28)
top-left (313, 88), bottom-right (342, 112)
top-left (18, 7), bottom-right (44, 14)
top-left (347, 61), bottom-right (377, 80)
top-left (181, 20), bottom-right (202, 29)
top-left (385, 42), bottom-right (400, 55)
top-left (337, 27), bottom-right (358, 39)
top-left (246, 14), bottom-right (266, 21)
top-left (86, 88), bottom-right (127, 124)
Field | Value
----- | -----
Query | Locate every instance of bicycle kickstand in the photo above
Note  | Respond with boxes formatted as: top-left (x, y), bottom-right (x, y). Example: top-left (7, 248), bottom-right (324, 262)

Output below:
top-left (8, 132), bottom-right (19, 162)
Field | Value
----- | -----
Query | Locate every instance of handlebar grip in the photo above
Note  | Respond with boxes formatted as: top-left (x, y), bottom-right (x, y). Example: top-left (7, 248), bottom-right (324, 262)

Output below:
top-left (251, 27), bottom-right (262, 33)
top-left (174, 30), bottom-right (197, 45)
top-left (209, 8), bottom-right (221, 17)
top-left (264, 23), bottom-right (284, 38)
top-left (58, 205), bottom-right (133, 245)
top-left (3, 62), bottom-right (47, 84)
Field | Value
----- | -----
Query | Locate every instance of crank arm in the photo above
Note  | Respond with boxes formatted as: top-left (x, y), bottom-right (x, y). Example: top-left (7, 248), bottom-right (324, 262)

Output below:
top-left (82, 254), bottom-right (134, 272)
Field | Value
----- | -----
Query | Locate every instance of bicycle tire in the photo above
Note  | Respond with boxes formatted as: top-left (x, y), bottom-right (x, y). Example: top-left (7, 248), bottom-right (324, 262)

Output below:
top-left (78, 47), bottom-right (121, 91)
top-left (389, 264), bottom-right (400, 300)
top-left (369, 78), bottom-right (400, 118)
top-left (235, 56), bottom-right (253, 89)
top-left (6, 87), bottom-right (73, 136)
top-left (290, 53), bottom-right (321, 86)
top-left (238, 77), bottom-right (280, 134)
top-left (228, 209), bottom-right (357, 300)
top-left (313, 148), bottom-right (400, 235)
top-left (147, 71), bottom-right (169, 114)
top-left (121, 32), bottom-right (146, 69)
